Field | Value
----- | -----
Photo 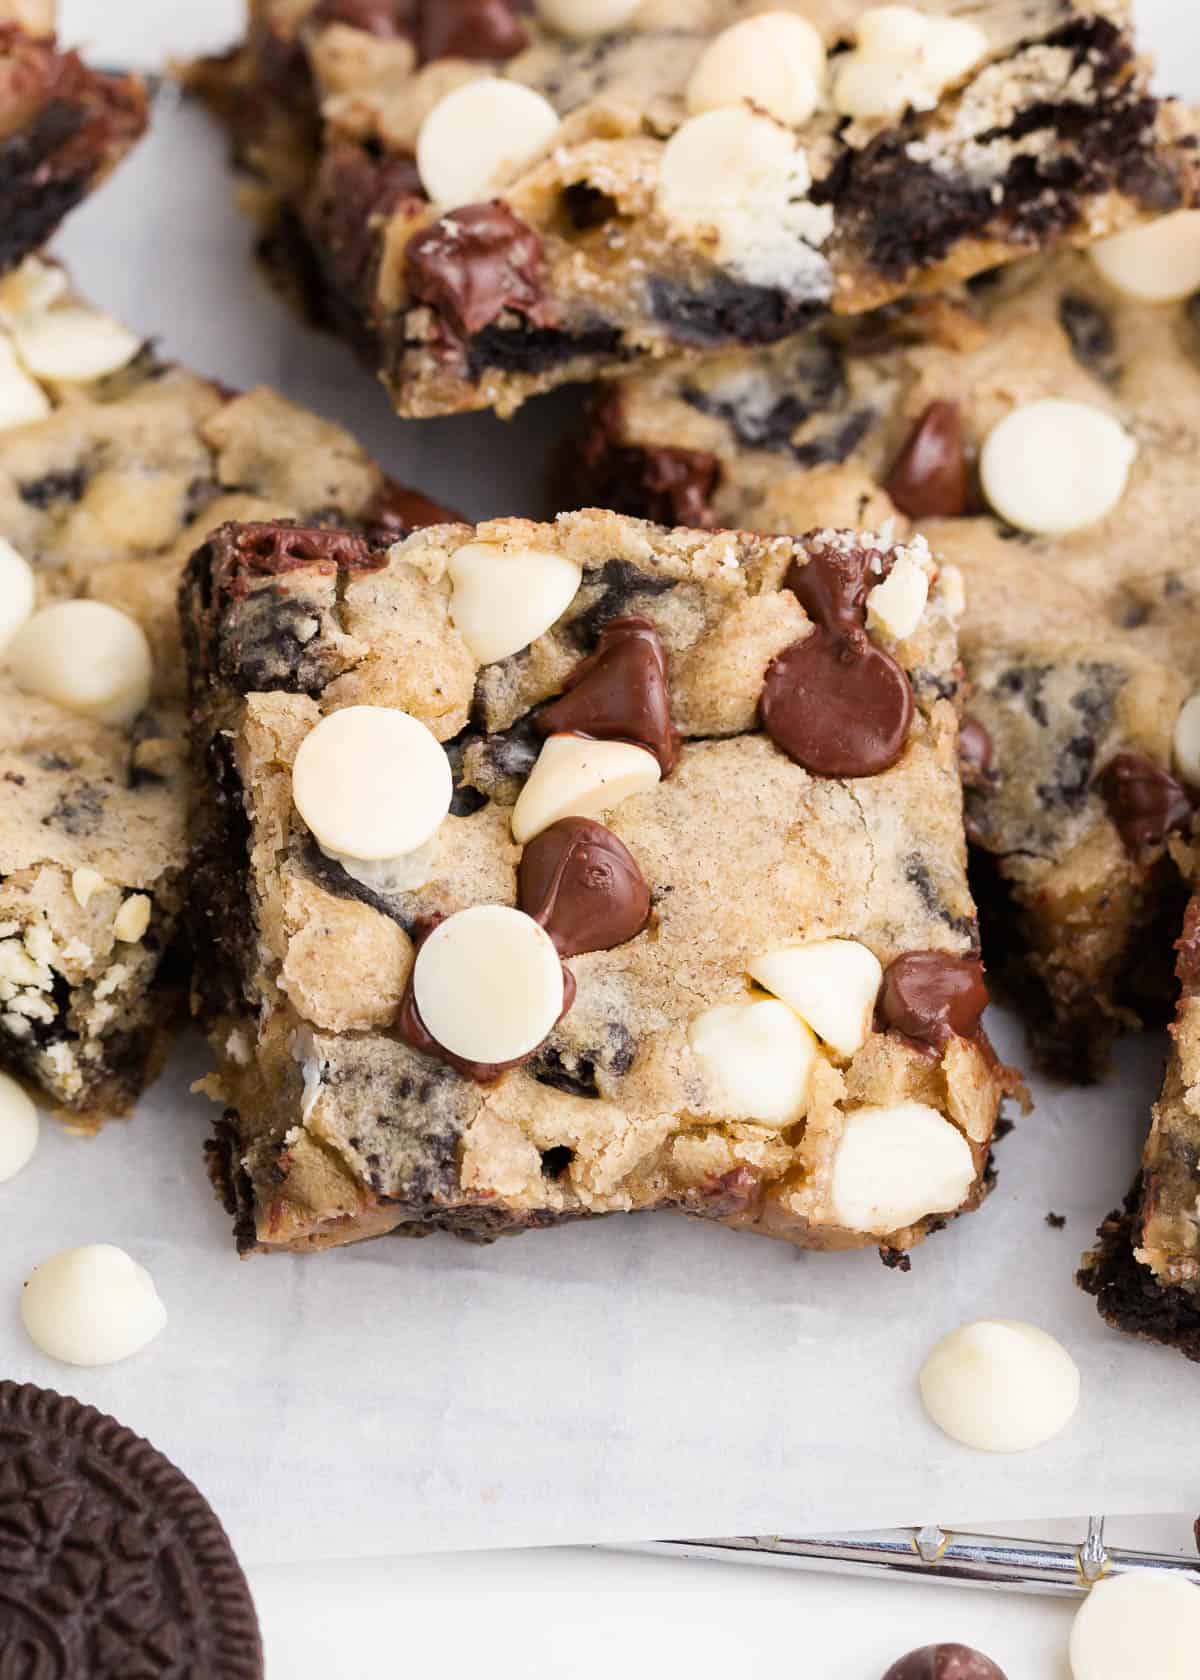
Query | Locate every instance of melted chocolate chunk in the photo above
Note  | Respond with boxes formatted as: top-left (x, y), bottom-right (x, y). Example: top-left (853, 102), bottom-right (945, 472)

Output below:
top-left (884, 401), bottom-right (969, 519)
top-left (418, 0), bottom-right (528, 61)
top-left (761, 626), bottom-right (914, 779)
top-left (211, 520), bottom-right (379, 599)
top-left (519, 817), bottom-right (651, 958)
top-left (405, 202), bottom-right (551, 340)
top-left (306, 144), bottom-right (424, 321)
top-left (396, 916), bottom-right (576, 1083)
top-left (881, 1645), bottom-right (1007, 1680)
top-left (574, 391), bottom-right (720, 527)
top-left (783, 544), bottom-right (873, 635)
top-left (1098, 752), bottom-right (1192, 855)
top-left (536, 616), bottom-right (680, 774)
top-left (314, 0), bottom-right (414, 35)
top-left (361, 477), bottom-right (462, 546)
top-left (877, 951), bottom-right (989, 1054)
top-left (958, 716), bottom-right (995, 787)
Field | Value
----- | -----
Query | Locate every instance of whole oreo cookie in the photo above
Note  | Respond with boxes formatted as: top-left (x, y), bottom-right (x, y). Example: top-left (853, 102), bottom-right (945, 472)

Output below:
top-left (0, 1380), bottom-right (262, 1679)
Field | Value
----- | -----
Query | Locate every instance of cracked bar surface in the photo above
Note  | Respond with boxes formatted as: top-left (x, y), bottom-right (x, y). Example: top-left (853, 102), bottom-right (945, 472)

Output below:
top-left (181, 508), bottom-right (1014, 1257)
top-left (0, 257), bottom-right (448, 1119)
top-left (564, 247), bottom-right (1200, 1078)
top-left (191, 0), bottom-right (1199, 417)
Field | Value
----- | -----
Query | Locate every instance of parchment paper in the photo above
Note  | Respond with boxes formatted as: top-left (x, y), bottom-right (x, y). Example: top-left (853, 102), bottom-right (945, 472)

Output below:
top-left (1, 0), bottom-right (1197, 1568)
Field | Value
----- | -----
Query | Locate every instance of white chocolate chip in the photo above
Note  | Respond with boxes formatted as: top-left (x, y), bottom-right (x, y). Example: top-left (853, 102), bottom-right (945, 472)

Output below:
top-left (0, 1070), bottom-right (37, 1183)
top-left (321, 834), bottom-right (441, 896)
top-left (748, 937), bottom-right (882, 1058)
top-left (0, 256), bottom-right (68, 326)
top-left (417, 78), bottom-right (561, 208)
top-left (292, 705), bottom-right (452, 862)
top-left (688, 998), bottom-right (817, 1125)
top-left (535, 0), bottom-right (640, 38)
top-left (6, 599), bottom-right (153, 727)
top-left (656, 108), bottom-right (834, 297)
top-left (0, 535), bottom-right (36, 651)
top-left (920, 1319), bottom-right (1080, 1453)
top-left (12, 307), bottom-right (140, 382)
top-left (448, 541), bottom-right (582, 664)
top-left (21, 1243), bottom-right (167, 1367)
top-left (833, 6), bottom-right (987, 121)
top-left (413, 904), bottom-right (563, 1064)
top-left (686, 12), bottom-right (825, 128)
top-left (0, 336), bottom-right (51, 431)
top-left (1069, 1572), bottom-right (1200, 1680)
top-left (71, 867), bottom-right (108, 907)
top-left (1172, 693), bottom-right (1200, 786)
top-left (511, 734), bottom-right (661, 844)
top-left (1089, 210), bottom-right (1200, 305)
top-left (866, 553), bottom-right (929, 640)
top-left (831, 1102), bottom-right (976, 1234)
top-left (939, 562), bottom-right (966, 621)
top-left (980, 398), bottom-right (1137, 536)
top-left (113, 893), bottom-right (151, 944)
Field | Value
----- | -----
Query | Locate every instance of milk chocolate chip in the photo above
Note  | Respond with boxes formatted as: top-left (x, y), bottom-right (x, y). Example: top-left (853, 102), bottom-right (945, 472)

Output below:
top-left (784, 545), bottom-right (872, 635)
top-left (885, 401), bottom-right (970, 519)
top-left (882, 1643), bottom-right (1007, 1679)
top-left (405, 202), bottom-right (551, 340)
top-left (1098, 752), bottom-right (1192, 855)
top-left (878, 951), bottom-right (988, 1054)
top-left (536, 615), bottom-right (680, 774)
top-left (761, 625), bottom-right (913, 778)
top-left (519, 817), bottom-right (650, 957)
top-left (419, 0), bottom-right (528, 61)
top-left (958, 715), bottom-right (994, 786)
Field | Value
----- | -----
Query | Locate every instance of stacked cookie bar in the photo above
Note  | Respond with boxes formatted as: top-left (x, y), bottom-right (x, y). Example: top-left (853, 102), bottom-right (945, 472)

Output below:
top-left (182, 510), bottom-right (1011, 1255)
top-left (195, 0), bottom-right (1200, 415)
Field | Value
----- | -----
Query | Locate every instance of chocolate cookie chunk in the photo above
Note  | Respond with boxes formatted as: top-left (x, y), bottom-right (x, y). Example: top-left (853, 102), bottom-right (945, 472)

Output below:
top-left (0, 1380), bottom-right (262, 1679)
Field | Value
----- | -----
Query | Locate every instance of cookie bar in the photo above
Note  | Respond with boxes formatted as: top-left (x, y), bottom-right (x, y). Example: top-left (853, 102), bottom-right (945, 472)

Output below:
top-left (192, 0), bottom-right (1199, 419)
top-left (182, 509), bottom-right (1013, 1257)
top-left (1079, 882), bottom-right (1200, 1362)
top-left (0, 256), bottom-right (450, 1119)
top-left (0, 7), bottom-right (147, 274)
top-left (566, 226), bottom-right (1200, 1077)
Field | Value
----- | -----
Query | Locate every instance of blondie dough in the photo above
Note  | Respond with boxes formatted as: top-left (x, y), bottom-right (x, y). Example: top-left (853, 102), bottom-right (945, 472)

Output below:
top-left (0, 257), bottom-right (449, 1117)
top-left (183, 509), bottom-right (1013, 1257)
top-left (566, 231), bottom-right (1200, 1076)
top-left (193, 0), bottom-right (1199, 417)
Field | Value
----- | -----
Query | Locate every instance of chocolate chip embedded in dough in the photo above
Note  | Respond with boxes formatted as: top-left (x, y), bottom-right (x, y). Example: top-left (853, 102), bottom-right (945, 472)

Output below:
top-left (313, 0), bottom-right (415, 38)
top-left (958, 715), bottom-right (994, 786)
top-left (518, 816), bottom-right (650, 958)
top-left (405, 202), bottom-right (551, 340)
top-left (761, 625), bottom-right (913, 778)
top-left (877, 951), bottom-right (989, 1055)
top-left (418, 0), bottom-right (528, 62)
top-left (1098, 752), bottom-right (1192, 856)
top-left (536, 616), bottom-right (680, 775)
top-left (884, 400), bottom-right (970, 519)
top-left (783, 543), bottom-right (873, 635)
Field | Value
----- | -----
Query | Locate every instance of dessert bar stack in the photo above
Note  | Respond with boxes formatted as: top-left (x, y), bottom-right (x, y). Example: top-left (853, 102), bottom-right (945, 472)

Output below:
top-left (5, 0), bottom-right (1200, 1353)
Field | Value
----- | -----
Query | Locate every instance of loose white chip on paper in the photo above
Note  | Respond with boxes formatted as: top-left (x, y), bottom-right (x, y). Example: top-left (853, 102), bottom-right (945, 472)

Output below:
top-left (292, 705), bottom-right (452, 862)
top-left (1069, 1572), bottom-right (1200, 1680)
top-left (747, 937), bottom-right (882, 1058)
top-left (686, 12), bottom-right (825, 128)
top-left (0, 535), bottom-right (36, 650)
top-left (417, 79), bottom-right (561, 208)
top-left (21, 1244), bottom-right (168, 1367)
top-left (833, 6), bottom-right (987, 121)
top-left (688, 998), bottom-right (818, 1125)
top-left (1172, 692), bottom-right (1200, 786)
top-left (0, 1071), bottom-right (38, 1183)
top-left (866, 553), bottom-right (929, 640)
top-left (0, 336), bottom-right (51, 431)
top-left (656, 108), bottom-right (834, 296)
top-left (7, 599), bottom-right (153, 727)
top-left (980, 398), bottom-right (1137, 536)
top-left (511, 733), bottom-right (661, 843)
top-left (13, 306), bottom-right (140, 382)
top-left (830, 1102), bottom-right (975, 1233)
top-left (535, 0), bottom-right (640, 38)
top-left (413, 904), bottom-right (564, 1064)
top-left (1089, 210), bottom-right (1200, 304)
top-left (919, 1319), bottom-right (1080, 1453)
top-left (448, 541), bottom-right (582, 664)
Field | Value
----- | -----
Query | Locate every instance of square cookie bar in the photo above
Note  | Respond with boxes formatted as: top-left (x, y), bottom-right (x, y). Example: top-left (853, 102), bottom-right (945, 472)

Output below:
top-left (183, 509), bottom-right (1014, 1257)
top-left (0, 256), bottom-right (450, 1118)
top-left (1079, 878), bottom-right (1200, 1362)
top-left (193, 0), bottom-right (1199, 418)
top-left (566, 226), bottom-right (1200, 1078)
top-left (0, 5), bottom-right (147, 274)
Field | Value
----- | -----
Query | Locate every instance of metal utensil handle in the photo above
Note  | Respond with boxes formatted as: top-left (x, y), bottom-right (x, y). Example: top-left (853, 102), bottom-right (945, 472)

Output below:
top-left (630, 1517), bottom-right (1200, 1598)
